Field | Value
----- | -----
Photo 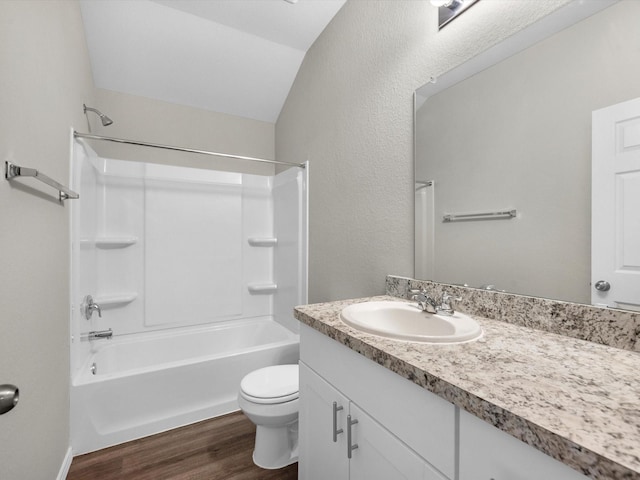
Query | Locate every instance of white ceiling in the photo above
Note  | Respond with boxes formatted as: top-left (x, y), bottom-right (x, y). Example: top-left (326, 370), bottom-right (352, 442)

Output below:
top-left (80, 0), bottom-right (346, 123)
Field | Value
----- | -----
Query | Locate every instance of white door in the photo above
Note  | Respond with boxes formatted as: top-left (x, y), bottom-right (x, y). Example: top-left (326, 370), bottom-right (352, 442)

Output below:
top-left (299, 362), bottom-right (349, 480)
top-left (592, 97), bottom-right (640, 310)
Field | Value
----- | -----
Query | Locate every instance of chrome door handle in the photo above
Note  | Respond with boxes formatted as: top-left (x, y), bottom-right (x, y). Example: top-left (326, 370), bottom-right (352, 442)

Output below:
top-left (595, 280), bottom-right (611, 292)
top-left (332, 401), bottom-right (344, 442)
top-left (347, 414), bottom-right (358, 459)
top-left (0, 384), bottom-right (19, 415)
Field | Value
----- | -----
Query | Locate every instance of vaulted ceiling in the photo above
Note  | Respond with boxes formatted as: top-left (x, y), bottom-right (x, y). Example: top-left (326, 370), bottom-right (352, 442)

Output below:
top-left (80, 0), bottom-right (346, 123)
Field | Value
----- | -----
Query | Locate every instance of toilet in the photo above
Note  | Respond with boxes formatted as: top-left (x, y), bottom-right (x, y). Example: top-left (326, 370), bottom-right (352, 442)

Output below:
top-left (238, 364), bottom-right (299, 469)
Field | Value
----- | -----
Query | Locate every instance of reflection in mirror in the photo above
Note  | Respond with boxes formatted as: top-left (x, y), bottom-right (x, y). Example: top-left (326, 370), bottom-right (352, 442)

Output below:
top-left (415, 0), bottom-right (640, 309)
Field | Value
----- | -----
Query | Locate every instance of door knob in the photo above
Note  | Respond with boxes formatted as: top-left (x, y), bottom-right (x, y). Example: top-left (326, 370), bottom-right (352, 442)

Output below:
top-left (594, 280), bottom-right (611, 292)
top-left (0, 384), bottom-right (19, 415)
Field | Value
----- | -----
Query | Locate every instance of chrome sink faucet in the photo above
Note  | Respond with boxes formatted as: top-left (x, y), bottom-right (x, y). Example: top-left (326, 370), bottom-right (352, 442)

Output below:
top-left (410, 289), bottom-right (462, 315)
top-left (410, 289), bottom-right (439, 313)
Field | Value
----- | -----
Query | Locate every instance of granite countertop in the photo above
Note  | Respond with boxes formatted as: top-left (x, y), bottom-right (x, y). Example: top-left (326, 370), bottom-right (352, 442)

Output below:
top-left (294, 295), bottom-right (640, 480)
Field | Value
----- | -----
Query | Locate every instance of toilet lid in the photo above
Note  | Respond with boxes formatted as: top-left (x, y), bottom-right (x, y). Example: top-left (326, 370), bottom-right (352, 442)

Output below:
top-left (241, 364), bottom-right (299, 402)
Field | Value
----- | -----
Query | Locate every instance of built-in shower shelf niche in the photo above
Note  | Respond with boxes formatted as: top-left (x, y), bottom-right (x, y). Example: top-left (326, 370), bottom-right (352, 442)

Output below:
top-left (247, 284), bottom-right (278, 294)
top-left (80, 236), bottom-right (138, 249)
top-left (247, 237), bottom-right (278, 247)
top-left (93, 293), bottom-right (138, 308)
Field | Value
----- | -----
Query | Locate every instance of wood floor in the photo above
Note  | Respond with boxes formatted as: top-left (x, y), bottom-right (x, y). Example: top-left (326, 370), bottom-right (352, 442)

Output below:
top-left (67, 412), bottom-right (298, 480)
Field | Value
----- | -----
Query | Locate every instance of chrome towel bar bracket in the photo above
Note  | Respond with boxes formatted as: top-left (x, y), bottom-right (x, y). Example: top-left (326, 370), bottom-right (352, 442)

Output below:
top-left (5, 161), bottom-right (79, 202)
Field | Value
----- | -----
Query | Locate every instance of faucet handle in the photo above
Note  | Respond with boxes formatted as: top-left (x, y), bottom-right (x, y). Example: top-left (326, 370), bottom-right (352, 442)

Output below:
top-left (441, 292), bottom-right (460, 303)
top-left (83, 295), bottom-right (102, 320)
top-left (91, 303), bottom-right (102, 318)
top-left (439, 292), bottom-right (462, 314)
top-left (409, 288), bottom-right (425, 301)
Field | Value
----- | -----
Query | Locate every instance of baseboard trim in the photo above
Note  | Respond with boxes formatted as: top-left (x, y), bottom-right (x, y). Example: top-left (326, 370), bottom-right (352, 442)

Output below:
top-left (57, 446), bottom-right (73, 480)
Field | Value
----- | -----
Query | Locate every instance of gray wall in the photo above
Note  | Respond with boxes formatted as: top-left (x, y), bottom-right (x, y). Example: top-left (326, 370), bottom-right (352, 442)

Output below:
top-left (0, 1), bottom-right (95, 478)
top-left (416, 1), bottom-right (640, 304)
top-left (276, 0), bottom-right (573, 302)
top-left (91, 88), bottom-right (276, 176)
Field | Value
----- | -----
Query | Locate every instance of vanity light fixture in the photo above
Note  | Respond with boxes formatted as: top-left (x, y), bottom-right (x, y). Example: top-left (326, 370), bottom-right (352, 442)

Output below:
top-left (431, 0), bottom-right (480, 30)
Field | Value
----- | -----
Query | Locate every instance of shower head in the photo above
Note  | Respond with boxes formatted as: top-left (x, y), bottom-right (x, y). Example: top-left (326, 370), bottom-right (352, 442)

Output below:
top-left (83, 104), bottom-right (113, 126)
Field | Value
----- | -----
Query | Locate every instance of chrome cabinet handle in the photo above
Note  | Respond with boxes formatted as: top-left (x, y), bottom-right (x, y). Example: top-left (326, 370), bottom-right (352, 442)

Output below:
top-left (595, 280), bottom-right (611, 292)
top-left (347, 414), bottom-right (358, 459)
top-left (332, 401), bottom-right (344, 442)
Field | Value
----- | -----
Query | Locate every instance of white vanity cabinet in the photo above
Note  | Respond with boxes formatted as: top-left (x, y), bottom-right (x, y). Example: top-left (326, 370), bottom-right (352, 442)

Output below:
top-left (299, 324), bottom-right (455, 480)
top-left (459, 409), bottom-right (588, 480)
top-left (299, 362), bottom-right (439, 480)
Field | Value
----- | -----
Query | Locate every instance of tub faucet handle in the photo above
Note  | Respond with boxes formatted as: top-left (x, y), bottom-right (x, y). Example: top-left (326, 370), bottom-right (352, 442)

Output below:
top-left (83, 295), bottom-right (102, 320)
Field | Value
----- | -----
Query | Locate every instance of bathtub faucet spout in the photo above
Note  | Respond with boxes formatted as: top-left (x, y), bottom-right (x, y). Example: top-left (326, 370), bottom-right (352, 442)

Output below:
top-left (82, 329), bottom-right (113, 341)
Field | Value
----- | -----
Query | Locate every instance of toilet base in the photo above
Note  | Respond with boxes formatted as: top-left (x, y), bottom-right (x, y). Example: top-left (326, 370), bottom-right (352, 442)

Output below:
top-left (252, 421), bottom-right (299, 469)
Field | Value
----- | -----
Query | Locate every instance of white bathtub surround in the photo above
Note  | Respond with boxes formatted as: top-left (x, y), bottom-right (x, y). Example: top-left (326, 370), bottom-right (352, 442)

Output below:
top-left (70, 140), bottom-right (307, 454)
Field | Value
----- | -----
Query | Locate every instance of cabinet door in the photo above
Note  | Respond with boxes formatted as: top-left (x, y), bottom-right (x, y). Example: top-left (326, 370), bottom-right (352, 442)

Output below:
top-left (299, 361), bottom-right (349, 480)
top-left (349, 403), bottom-right (447, 480)
top-left (301, 323), bottom-right (456, 478)
top-left (459, 410), bottom-right (588, 480)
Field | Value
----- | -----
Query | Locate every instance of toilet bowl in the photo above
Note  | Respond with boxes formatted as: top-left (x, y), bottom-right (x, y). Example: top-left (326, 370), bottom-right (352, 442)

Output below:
top-left (238, 364), bottom-right (299, 469)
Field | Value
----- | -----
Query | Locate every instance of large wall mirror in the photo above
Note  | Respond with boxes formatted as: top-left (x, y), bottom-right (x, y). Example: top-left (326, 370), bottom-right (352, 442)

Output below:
top-left (415, 0), bottom-right (640, 309)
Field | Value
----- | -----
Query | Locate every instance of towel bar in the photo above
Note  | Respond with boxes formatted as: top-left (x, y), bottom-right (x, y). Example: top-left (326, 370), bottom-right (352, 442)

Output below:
top-left (5, 161), bottom-right (79, 201)
top-left (443, 209), bottom-right (516, 222)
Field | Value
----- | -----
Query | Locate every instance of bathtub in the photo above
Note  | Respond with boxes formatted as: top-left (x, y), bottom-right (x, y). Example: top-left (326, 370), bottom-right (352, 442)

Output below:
top-left (71, 317), bottom-right (299, 455)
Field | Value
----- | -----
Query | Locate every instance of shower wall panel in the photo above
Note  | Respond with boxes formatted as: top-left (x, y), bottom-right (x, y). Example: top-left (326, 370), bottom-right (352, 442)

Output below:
top-left (95, 160), bottom-right (144, 336)
top-left (273, 167), bottom-right (308, 333)
top-left (71, 143), bottom-right (282, 340)
top-left (143, 165), bottom-right (243, 326)
top-left (71, 142), bottom-right (102, 376)
top-left (242, 174), bottom-right (275, 318)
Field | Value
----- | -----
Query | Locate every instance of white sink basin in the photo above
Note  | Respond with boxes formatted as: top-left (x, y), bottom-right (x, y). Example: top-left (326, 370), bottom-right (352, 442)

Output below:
top-left (340, 301), bottom-right (482, 344)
